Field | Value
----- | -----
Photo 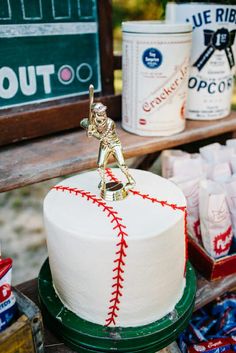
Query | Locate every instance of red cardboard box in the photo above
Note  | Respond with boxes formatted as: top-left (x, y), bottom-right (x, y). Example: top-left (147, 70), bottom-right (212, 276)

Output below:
top-left (188, 236), bottom-right (236, 281)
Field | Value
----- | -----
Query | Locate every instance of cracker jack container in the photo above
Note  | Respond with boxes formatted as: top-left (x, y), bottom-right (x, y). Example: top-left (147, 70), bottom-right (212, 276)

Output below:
top-left (166, 1), bottom-right (236, 120)
top-left (122, 21), bottom-right (192, 136)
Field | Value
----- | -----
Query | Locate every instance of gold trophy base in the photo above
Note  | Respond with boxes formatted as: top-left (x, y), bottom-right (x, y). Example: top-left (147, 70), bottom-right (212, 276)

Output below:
top-left (100, 182), bottom-right (128, 201)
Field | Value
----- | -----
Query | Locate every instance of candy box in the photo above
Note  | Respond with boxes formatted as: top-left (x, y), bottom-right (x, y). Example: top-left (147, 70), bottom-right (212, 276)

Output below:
top-left (0, 288), bottom-right (44, 353)
top-left (178, 292), bottom-right (236, 353)
top-left (188, 235), bottom-right (236, 281)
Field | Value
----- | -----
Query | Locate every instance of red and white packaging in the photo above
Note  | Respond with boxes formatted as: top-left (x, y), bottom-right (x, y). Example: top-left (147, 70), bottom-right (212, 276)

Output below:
top-left (0, 257), bottom-right (17, 331)
top-left (189, 338), bottom-right (233, 353)
top-left (170, 175), bottom-right (201, 242)
top-left (199, 180), bottom-right (233, 258)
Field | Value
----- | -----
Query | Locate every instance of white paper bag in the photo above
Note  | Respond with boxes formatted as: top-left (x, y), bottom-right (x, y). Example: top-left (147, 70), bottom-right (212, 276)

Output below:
top-left (170, 176), bottom-right (201, 242)
top-left (224, 178), bottom-right (236, 239)
top-left (214, 146), bottom-right (234, 164)
top-left (199, 143), bottom-right (221, 162)
top-left (226, 139), bottom-right (236, 150)
top-left (207, 162), bottom-right (231, 182)
top-left (161, 150), bottom-right (190, 178)
top-left (172, 158), bottom-right (206, 180)
top-left (230, 155), bottom-right (236, 174)
top-left (199, 180), bottom-right (233, 258)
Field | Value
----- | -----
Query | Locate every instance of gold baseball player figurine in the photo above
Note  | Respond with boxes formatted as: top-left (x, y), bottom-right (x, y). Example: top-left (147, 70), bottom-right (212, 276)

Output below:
top-left (80, 84), bottom-right (135, 201)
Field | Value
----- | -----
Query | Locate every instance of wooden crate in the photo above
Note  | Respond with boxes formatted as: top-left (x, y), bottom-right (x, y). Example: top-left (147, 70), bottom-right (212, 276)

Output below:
top-left (188, 236), bottom-right (236, 281)
top-left (0, 288), bottom-right (44, 353)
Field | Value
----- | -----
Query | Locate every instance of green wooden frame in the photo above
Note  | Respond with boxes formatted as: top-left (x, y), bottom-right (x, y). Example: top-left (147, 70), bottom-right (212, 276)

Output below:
top-left (0, 0), bottom-right (114, 147)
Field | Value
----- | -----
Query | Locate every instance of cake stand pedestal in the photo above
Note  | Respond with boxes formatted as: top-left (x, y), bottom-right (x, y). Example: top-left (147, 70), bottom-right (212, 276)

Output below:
top-left (38, 259), bottom-right (196, 353)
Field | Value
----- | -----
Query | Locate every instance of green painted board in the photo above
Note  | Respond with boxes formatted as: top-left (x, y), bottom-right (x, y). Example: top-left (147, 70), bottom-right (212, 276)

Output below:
top-left (0, 0), bottom-right (101, 109)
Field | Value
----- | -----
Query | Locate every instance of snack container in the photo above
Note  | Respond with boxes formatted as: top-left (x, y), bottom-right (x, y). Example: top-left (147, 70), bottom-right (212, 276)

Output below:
top-left (0, 258), bottom-right (17, 332)
top-left (0, 288), bottom-right (44, 353)
top-left (188, 236), bottom-right (236, 281)
top-left (122, 21), bottom-right (192, 136)
top-left (166, 2), bottom-right (236, 120)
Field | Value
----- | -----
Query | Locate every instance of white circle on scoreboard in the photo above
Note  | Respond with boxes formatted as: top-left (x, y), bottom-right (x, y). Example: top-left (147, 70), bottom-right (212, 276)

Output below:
top-left (76, 63), bottom-right (93, 83)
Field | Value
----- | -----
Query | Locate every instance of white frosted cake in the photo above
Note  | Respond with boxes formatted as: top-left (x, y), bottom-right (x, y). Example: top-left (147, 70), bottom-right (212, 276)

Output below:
top-left (44, 168), bottom-right (187, 328)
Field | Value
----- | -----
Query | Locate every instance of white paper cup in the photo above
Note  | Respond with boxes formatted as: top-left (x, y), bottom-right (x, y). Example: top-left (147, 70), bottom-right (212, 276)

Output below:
top-left (122, 21), bottom-right (192, 136)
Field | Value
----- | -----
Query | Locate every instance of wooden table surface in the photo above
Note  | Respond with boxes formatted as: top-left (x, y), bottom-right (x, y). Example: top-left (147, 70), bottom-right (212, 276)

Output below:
top-left (16, 272), bottom-right (236, 353)
top-left (1, 111), bottom-right (236, 193)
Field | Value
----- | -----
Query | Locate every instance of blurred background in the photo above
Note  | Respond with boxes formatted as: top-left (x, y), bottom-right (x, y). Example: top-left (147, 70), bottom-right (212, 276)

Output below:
top-left (113, 0), bottom-right (164, 94)
top-left (0, 0), bottom-right (235, 285)
top-left (113, 0), bottom-right (165, 51)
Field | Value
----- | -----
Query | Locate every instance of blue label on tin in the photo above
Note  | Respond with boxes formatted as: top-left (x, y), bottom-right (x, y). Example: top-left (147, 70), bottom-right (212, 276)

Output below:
top-left (0, 296), bottom-right (17, 332)
top-left (142, 48), bottom-right (162, 69)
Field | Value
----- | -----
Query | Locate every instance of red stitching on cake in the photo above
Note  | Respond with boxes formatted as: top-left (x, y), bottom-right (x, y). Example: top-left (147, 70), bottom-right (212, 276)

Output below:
top-left (106, 233), bottom-right (128, 326)
top-left (130, 189), bottom-right (186, 211)
top-left (52, 185), bottom-right (128, 327)
top-left (130, 189), bottom-right (188, 275)
top-left (105, 168), bottom-right (120, 183)
top-left (106, 168), bottom-right (186, 210)
top-left (106, 168), bottom-right (188, 274)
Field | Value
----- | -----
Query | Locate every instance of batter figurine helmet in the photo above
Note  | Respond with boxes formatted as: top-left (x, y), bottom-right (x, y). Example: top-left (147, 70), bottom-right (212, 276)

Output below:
top-left (92, 102), bottom-right (107, 114)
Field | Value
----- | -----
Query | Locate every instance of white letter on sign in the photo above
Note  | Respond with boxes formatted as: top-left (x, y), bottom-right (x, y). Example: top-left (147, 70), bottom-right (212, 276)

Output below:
top-left (36, 65), bottom-right (55, 94)
top-left (19, 66), bottom-right (37, 96)
top-left (0, 67), bottom-right (18, 99)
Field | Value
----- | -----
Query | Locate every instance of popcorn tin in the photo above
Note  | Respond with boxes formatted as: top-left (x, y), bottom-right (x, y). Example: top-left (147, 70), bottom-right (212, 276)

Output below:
top-left (166, 2), bottom-right (236, 120)
top-left (122, 21), bottom-right (192, 136)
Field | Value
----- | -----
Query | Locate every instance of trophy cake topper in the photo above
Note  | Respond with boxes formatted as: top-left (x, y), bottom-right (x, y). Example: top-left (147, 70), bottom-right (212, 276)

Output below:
top-left (80, 84), bottom-right (135, 201)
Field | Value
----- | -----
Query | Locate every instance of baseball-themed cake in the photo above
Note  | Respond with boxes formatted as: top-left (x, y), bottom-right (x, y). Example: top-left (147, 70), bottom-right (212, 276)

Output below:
top-left (38, 86), bottom-right (196, 353)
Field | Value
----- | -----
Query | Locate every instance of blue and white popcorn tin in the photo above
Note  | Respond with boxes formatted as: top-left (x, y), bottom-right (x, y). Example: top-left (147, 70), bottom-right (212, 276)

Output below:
top-left (122, 21), bottom-right (192, 136)
top-left (166, 2), bottom-right (236, 120)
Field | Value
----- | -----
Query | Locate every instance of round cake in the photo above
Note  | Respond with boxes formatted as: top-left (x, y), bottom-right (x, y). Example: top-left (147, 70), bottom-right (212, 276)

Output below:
top-left (44, 168), bottom-right (187, 328)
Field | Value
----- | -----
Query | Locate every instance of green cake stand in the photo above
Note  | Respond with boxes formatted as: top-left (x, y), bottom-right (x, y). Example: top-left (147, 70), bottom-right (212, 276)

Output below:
top-left (38, 259), bottom-right (196, 353)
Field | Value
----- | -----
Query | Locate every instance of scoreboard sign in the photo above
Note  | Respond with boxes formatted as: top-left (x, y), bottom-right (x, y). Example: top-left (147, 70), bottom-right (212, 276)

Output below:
top-left (0, 0), bottom-right (101, 109)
